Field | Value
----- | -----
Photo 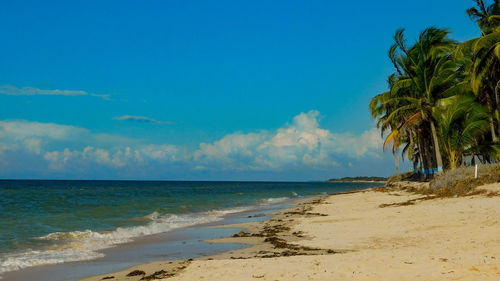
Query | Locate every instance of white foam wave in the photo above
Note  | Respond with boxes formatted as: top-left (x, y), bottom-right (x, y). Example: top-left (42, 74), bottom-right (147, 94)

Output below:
top-left (0, 207), bottom-right (252, 276)
top-left (0, 197), bottom-right (294, 277)
top-left (258, 197), bottom-right (290, 205)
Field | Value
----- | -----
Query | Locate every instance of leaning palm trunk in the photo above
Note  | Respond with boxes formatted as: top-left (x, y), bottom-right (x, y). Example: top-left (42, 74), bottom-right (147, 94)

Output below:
top-left (393, 151), bottom-right (399, 175)
top-left (417, 139), bottom-right (426, 177)
top-left (495, 82), bottom-right (500, 131)
top-left (490, 116), bottom-right (497, 141)
top-left (409, 131), bottom-right (419, 174)
top-left (417, 132), bottom-right (425, 175)
top-left (429, 119), bottom-right (444, 173)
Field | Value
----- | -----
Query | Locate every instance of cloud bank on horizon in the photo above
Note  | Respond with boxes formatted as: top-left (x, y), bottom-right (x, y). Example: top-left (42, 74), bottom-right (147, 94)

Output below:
top-left (0, 110), bottom-right (389, 180)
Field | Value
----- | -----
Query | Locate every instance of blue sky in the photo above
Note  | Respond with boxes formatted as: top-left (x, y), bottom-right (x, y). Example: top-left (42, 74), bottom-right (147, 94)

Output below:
top-left (0, 0), bottom-right (481, 180)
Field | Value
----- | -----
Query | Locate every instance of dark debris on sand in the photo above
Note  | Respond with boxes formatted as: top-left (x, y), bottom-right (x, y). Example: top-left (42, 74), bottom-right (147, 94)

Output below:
top-left (228, 198), bottom-right (350, 259)
top-left (125, 260), bottom-right (191, 280)
top-left (140, 270), bottom-right (175, 280)
top-left (126, 270), bottom-right (145, 277)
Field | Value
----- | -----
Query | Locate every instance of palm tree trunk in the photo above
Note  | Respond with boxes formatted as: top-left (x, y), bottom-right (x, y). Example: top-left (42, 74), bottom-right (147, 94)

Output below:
top-left (425, 137), bottom-right (435, 179)
top-left (429, 119), bottom-right (444, 174)
top-left (416, 132), bottom-right (425, 178)
top-left (490, 116), bottom-right (497, 141)
top-left (393, 151), bottom-right (399, 175)
top-left (494, 82), bottom-right (500, 137)
top-left (409, 131), bottom-right (418, 174)
top-left (417, 131), bottom-right (431, 180)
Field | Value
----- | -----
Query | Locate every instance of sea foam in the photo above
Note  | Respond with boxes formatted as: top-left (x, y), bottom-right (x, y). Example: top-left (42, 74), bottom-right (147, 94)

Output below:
top-left (0, 206), bottom-right (253, 276)
top-left (0, 195), bottom-right (295, 277)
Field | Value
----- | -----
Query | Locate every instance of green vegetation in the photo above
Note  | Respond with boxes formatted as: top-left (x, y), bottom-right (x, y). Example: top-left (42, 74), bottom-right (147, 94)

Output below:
top-left (370, 1), bottom-right (500, 179)
top-left (328, 176), bottom-right (387, 182)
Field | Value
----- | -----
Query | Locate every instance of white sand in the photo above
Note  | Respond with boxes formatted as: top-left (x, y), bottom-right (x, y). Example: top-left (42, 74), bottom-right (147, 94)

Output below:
top-left (166, 183), bottom-right (500, 281)
top-left (83, 183), bottom-right (500, 281)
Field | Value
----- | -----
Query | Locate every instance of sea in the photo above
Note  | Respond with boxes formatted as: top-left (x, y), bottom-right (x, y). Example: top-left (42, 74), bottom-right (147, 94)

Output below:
top-left (0, 180), bottom-right (383, 280)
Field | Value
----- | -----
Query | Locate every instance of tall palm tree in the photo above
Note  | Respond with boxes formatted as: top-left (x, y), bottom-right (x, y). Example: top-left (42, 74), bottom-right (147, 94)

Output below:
top-left (370, 75), bottom-right (405, 175)
top-left (435, 94), bottom-right (490, 169)
top-left (455, 38), bottom-right (498, 141)
top-left (467, 0), bottom-right (500, 35)
top-left (470, 28), bottom-right (500, 123)
top-left (384, 27), bottom-right (460, 174)
top-left (466, 0), bottom-right (500, 139)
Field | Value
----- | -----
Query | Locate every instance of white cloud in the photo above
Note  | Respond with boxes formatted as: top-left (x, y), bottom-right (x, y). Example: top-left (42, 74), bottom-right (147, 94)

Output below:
top-left (112, 115), bottom-right (172, 125)
top-left (90, 93), bottom-right (111, 100)
top-left (0, 85), bottom-right (110, 100)
top-left (0, 120), bottom-right (181, 170)
top-left (0, 120), bottom-right (89, 155)
top-left (0, 120), bottom-right (89, 141)
top-left (194, 110), bottom-right (383, 171)
top-left (43, 144), bottom-right (182, 170)
top-left (137, 144), bottom-right (179, 161)
top-left (0, 110), bottom-right (385, 175)
top-left (44, 148), bottom-right (79, 171)
top-left (0, 143), bottom-right (9, 155)
top-left (23, 138), bottom-right (43, 155)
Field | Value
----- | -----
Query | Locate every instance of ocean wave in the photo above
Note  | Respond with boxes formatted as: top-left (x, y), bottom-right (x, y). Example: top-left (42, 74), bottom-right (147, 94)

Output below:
top-left (0, 207), bottom-right (251, 276)
top-left (0, 248), bottom-right (104, 277)
top-left (0, 197), bottom-right (293, 277)
top-left (258, 197), bottom-right (290, 205)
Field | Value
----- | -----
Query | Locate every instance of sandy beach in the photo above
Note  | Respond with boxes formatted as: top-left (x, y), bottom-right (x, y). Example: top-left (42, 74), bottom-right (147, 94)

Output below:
top-left (79, 182), bottom-right (500, 281)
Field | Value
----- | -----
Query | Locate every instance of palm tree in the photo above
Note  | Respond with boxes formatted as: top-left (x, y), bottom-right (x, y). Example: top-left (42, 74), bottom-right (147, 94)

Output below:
top-left (454, 38), bottom-right (498, 141)
top-left (435, 94), bottom-right (490, 169)
top-left (384, 27), bottom-right (460, 174)
top-left (369, 3), bottom-right (500, 176)
top-left (467, 0), bottom-right (500, 35)
top-left (370, 75), bottom-right (404, 175)
top-left (469, 28), bottom-right (500, 126)
top-left (466, 1), bottom-right (500, 139)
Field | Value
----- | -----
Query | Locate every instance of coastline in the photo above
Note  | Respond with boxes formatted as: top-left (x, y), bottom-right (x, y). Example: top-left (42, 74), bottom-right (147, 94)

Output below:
top-left (327, 180), bottom-right (387, 183)
top-left (78, 194), bottom-right (340, 281)
top-left (81, 182), bottom-right (500, 281)
top-left (2, 181), bottom-right (383, 281)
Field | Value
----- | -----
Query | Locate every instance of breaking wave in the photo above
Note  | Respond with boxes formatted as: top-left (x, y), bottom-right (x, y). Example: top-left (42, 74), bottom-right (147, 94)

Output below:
top-left (0, 196), bottom-right (293, 277)
top-left (0, 207), bottom-right (252, 276)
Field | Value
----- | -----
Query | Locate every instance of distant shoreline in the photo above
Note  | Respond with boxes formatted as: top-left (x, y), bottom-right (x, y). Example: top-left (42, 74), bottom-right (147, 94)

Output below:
top-left (327, 176), bottom-right (388, 183)
top-left (328, 180), bottom-right (387, 183)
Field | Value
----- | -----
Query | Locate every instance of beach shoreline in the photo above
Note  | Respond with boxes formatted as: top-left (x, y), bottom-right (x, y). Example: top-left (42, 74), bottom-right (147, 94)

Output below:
top-left (79, 182), bottom-right (500, 281)
top-left (78, 193), bottom-right (340, 281)
top-left (2, 181), bottom-right (384, 281)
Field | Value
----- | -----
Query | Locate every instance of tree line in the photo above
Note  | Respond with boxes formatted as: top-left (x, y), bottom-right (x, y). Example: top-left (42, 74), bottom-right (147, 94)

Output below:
top-left (370, 0), bottom-right (500, 179)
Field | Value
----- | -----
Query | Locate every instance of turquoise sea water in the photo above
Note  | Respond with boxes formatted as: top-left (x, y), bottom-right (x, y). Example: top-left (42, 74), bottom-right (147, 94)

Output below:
top-left (0, 180), bottom-right (383, 276)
